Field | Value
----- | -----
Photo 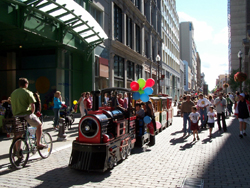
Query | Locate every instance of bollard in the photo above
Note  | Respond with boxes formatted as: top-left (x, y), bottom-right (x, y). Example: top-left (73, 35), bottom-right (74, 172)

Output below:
top-left (57, 118), bottom-right (67, 141)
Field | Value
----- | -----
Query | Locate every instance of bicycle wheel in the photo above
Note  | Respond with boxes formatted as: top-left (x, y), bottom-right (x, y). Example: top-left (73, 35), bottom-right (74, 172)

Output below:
top-left (9, 138), bottom-right (29, 169)
top-left (38, 132), bottom-right (53, 159)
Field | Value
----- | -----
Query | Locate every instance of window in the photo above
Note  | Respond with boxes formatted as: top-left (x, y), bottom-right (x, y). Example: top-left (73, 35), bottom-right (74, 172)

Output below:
top-left (127, 61), bottom-right (134, 80)
top-left (136, 24), bottom-right (141, 53)
top-left (90, 5), bottom-right (103, 27)
top-left (136, 64), bottom-right (142, 80)
top-left (135, 0), bottom-right (141, 11)
top-left (166, 71), bottom-right (170, 79)
top-left (126, 16), bottom-right (132, 48)
top-left (114, 4), bottom-right (123, 42)
top-left (74, 0), bottom-right (85, 8)
top-left (114, 55), bottom-right (124, 78)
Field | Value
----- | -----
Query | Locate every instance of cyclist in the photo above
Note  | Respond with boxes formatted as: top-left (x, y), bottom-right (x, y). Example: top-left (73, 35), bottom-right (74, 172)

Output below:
top-left (11, 78), bottom-right (46, 149)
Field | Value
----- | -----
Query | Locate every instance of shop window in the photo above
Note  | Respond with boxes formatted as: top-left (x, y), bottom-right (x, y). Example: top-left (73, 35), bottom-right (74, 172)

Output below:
top-left (114, 55), bottom-right (124, 78)
top-left (114, 4), bottom-right (123, 42)
top-left (127, 61), bottom-right (134, 80)
top-left (126, 16), bottom-right (133, 48)
top-left (136, 64), bottom-right (142, 80)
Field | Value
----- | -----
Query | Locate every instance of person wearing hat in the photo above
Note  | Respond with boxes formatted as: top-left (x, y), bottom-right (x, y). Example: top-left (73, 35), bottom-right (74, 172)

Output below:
top-left (214, 92), bottom-right (227, 132)
top-left (181, 94), bottom-right (195, 136)
top-left (197, 93), bottom-right (210, 129)
top-left (235, 93), bottom-right (250, 138)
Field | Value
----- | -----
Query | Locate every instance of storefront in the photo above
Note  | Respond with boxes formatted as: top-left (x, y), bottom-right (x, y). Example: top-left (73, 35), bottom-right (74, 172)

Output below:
top-left (0, 0), bottom-right (107, 113)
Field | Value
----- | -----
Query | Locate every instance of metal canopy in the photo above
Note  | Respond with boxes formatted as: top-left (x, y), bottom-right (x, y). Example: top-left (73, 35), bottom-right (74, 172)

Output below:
top-left (7, 0), bottom-right (108, 46)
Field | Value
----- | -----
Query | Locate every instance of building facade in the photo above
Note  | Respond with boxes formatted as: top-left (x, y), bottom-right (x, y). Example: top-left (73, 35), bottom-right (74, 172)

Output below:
top-left (196, 52), bottom-right (202, 89)
top-left (180, 22), bottom-right (198, 92)
top-left (161, 0), bottom-right (181, 99)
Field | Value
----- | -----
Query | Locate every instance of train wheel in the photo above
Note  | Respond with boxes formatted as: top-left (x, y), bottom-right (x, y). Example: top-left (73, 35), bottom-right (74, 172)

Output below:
top-left (120, 142), bottom-right (127, 160)
top-left (126, 141), bottom-right (131, 157)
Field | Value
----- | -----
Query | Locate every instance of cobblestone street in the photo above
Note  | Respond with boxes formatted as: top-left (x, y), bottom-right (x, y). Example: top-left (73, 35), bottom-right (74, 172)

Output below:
top-left (0, 113), bottom-right (250, 188)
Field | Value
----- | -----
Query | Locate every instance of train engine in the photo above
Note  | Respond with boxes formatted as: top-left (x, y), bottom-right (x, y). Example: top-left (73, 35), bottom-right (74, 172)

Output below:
top-left (69, 88), bottom-right (140, 172)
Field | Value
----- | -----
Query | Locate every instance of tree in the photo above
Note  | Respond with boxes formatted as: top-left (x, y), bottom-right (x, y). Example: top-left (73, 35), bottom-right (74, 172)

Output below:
top-left (228, 69), bottom-right (240, 92)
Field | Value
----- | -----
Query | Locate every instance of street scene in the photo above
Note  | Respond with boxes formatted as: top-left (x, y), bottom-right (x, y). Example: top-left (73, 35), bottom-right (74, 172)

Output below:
top-left (1, 0), bottom-right (250, 188)
top-left (0, 107), bottom-right (250, 188)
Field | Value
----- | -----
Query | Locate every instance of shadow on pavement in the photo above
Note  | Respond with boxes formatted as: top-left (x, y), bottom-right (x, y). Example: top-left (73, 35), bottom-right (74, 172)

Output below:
top-left (35, 166), bottom-right (111, 188)
top-left (169, 136), bottom-right (188, 145)
top-left (179, 141), bottom-right (197, 151)
top-left (171, 129), bottom-right (183, 135)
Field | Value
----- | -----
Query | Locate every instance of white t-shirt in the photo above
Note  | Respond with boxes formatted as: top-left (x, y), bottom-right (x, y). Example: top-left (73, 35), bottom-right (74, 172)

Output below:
top-left (189, 112), bottom-right (200, 123)
top-left (197, 98), bottom-right (209, 108)
top-left (207, 111), bottom-right (216, 123)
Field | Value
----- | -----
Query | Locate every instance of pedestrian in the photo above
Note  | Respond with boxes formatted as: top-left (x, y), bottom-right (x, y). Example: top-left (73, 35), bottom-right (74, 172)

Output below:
top-left (244, 91), bottom-right (249, 101)
top-left (144, 99), bottom-right (156, 146)
top-left (226, 94), bottom-right (233, 116)
top-left (207, 106), bottom-right (216, 138)
top-left (53, 91), bottom-right (62, 130)
top-left (117, 93), bottom-right (124, 107)
top-left (84, 92), bottom-right (92, 115)
top-left (135, 103), bottom-right (145, 119)
top-left (214, 92), bottom-right (227, 132)
top-left (234, 91), bottom-right (240, 110)
top-left (77, 92), bottom-right (86, 117)
top-left (181, 94), bottom-right (195, 137)
top-left (235, 93), bottom-right (250, 138)
top-left (189, 106), bottom-right (200, 141)
top-left (1, 97), bottom-right (13, 118)
top-left (197, 93), bottom-right (210, 129)
top-left (123, 92), bottom-right (128, 109)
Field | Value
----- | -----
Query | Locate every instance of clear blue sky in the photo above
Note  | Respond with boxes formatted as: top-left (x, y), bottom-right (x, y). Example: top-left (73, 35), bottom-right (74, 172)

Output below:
top-left (176, 0), bottom-right (228, 90)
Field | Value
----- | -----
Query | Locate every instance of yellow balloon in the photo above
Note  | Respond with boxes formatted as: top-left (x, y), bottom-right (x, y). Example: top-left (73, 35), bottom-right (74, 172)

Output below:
top-left (73, 100), bottom-right (77, 105)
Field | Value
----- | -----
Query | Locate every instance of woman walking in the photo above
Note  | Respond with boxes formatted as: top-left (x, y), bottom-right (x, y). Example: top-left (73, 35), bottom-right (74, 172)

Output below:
top-left (77, 92), bottom-right (86, 117)
top-left (84, 92), bottom-right (92, 115)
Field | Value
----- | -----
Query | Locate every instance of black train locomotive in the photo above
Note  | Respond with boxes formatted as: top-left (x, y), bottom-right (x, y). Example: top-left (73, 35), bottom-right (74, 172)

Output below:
top-left (69, 88), bottom-right (151, 172)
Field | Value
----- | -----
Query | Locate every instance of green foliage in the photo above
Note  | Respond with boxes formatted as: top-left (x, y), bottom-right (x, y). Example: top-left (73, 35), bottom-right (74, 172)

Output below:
top-left (228, 69), bottom-right (240, 92)
top-left (243, 79), bottom-right (250, 92)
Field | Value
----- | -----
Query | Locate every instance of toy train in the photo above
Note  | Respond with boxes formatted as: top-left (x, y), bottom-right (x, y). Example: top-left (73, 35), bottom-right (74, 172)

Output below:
top-left (69, 88), bottom-right (173, 172)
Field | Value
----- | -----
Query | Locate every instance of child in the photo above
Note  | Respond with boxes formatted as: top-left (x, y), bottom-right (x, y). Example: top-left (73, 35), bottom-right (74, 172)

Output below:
top-left (136, 103), bottom-right (145, 119)
top-left (189, 106), bottom-right (200, 141)
top-left (207, 106), bottom-right (216, 138)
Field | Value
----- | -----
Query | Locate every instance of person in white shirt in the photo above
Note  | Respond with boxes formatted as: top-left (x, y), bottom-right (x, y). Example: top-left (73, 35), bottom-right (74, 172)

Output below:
top-left (207, 106), bottom-right (217, 138)
top-left (214, 92), bottom-right (227, 132)
top-left (197, 93), bottom-right (210, 129)
top-left (189, 106), bottom-right (200, 141)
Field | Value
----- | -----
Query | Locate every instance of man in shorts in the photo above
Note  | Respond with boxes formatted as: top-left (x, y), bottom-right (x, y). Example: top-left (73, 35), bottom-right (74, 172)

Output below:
top-left (235, 93), bottom-right (250, 138)
top-left (11, 78), bottom-right (45, 149)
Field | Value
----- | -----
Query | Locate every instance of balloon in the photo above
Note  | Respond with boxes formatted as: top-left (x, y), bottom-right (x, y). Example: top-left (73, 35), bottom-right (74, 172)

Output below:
top-left (73, 100), bottom-right (78, 105)
top-left (145, 78), bottom-right (155, 88)
top-left (138, 89), bottom-right (145, 95)
top-left (133, 92), bottom-right (140, 100)
top-left (130, 81), bottom-right (139, 91)
top-left (144, 87), bottom-right (153, 95)
top-left (143, 116), bottom-right (152, 124)
top-left (140, 94), bottom-right (149, 102)
top-left (137, 78), bottom-right (146, 88)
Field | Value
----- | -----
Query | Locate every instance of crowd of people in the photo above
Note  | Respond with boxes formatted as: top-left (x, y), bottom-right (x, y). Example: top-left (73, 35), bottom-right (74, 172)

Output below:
top-left (179, 91), bottom-right (250, 140)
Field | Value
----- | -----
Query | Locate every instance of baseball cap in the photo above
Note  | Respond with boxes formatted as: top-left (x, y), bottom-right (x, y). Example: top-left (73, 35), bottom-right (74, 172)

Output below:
top-left (240, 93), bottom-right (245, 98)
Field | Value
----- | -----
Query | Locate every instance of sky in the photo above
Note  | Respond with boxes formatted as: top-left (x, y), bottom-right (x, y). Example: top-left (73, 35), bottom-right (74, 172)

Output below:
top-left (176, 0), bottom-right (228, 91)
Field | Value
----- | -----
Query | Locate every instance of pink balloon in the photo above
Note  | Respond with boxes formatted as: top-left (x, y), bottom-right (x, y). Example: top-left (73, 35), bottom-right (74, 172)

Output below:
top-left (130, 81), bottom-right (139, 91)
top-left (145, 78), bottom-right (155, 88)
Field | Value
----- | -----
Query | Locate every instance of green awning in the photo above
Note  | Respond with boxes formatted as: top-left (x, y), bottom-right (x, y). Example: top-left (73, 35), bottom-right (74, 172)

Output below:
top-left (6, 0), bottom-right (108, 46)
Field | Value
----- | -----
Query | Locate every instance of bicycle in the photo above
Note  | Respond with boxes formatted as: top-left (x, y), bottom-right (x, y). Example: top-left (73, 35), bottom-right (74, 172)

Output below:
top-left (8, 116), bottom-right (53, 169)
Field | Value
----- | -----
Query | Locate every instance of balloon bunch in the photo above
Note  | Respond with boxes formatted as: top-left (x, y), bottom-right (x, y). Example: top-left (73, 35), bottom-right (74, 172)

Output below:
top-left (130, 78), bottom-right (155, 102)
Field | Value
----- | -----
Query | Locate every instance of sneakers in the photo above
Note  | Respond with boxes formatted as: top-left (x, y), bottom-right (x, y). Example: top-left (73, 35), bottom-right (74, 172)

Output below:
top-left (239, 134), bottom-right (243, 138)
top-left (243, 133), bottom-right (247, 136)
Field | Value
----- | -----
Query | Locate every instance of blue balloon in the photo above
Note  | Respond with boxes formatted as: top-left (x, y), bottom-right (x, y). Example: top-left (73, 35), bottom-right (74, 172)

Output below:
top-left (133, 92), bottom-right (140, 100)
top-left (143, 116), bottom-right (152, 124)
top-left (140, 94), bottom-right (149, 102)
top-left (144, 87), bottom-right (153, 95)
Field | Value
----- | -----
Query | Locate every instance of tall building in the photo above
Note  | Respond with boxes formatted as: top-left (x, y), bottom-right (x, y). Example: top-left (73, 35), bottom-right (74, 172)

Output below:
top-left (196, 52), bottom-right (201, 89)
top-left (85, 0), bottom-right (162, 93)
top-left (179, 22), bottom-right (197, 92)
top-left (228, 0), bottom-right (250, 76)
top-left (161, 0), bottom-right (181, 99)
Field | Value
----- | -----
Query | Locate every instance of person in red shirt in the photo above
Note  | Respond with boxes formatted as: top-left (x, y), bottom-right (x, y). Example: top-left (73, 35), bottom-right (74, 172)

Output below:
top-left (117, 93), bottom-right (124, 107)
top-left (84, 92), bottom-right (92, 114)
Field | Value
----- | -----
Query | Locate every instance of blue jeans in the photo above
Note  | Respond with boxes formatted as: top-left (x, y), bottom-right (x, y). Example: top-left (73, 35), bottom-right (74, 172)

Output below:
top-left (199, 108), bottom-right (207, 128)
top-left (183, 112), bottom-right (191, 134)
top-left (53, 108), bottom-right (60, 127)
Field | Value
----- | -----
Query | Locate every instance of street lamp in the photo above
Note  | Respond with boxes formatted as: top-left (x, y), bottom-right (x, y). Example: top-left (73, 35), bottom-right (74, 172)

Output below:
top-left (238, 50), bottom-right (243, 92)
top-left (156, 54), bottom-right (161, 93)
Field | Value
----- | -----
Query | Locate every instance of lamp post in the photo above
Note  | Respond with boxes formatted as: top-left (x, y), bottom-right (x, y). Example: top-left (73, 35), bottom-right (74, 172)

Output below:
top-left (156, 54), bottom-right (161, 93)
top-left (238, 50), bottom-right (243, 92)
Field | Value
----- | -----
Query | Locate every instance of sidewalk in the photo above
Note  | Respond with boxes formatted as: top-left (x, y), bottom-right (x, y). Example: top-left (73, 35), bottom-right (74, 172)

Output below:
top-left (0, 110), bottom-right (250, 188)
top-left (0, 114), bottom-right (82, 171)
